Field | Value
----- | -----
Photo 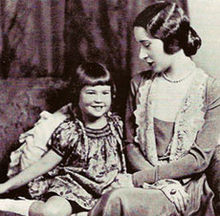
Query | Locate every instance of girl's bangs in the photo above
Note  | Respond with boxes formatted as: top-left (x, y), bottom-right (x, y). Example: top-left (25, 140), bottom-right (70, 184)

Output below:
top-left (81, 75), bottom-right (111, 87)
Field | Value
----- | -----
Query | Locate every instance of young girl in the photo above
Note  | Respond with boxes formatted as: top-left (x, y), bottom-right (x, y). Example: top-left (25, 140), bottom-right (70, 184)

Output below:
top-left (0, 62), bottom-right (132, 216)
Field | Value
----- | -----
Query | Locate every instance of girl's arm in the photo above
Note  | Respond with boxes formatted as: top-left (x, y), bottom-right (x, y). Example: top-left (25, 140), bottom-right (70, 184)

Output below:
top-left (0, 149), bottom-right (62, 194)
top-left (132, 78), bottom-right (220, 186)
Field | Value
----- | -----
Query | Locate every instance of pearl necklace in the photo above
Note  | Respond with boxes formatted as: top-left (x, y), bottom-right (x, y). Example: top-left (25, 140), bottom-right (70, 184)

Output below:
top-left (162, 72), bottom-right (193, 83)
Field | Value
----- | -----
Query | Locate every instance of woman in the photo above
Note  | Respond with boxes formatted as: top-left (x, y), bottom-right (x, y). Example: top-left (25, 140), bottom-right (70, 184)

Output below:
top-left (89, 2), bottom-right (220, 216)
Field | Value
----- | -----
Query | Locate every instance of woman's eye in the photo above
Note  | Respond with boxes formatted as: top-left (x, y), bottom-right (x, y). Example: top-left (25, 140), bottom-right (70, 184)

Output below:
top-left (144, 43), bottom-right (150, 48)
top-left (142, 41), bottom-right (151, 48)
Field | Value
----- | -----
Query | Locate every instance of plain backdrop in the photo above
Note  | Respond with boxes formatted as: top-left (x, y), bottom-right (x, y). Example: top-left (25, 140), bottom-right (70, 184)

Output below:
top-left (188, 0), bottom-right (220, 79)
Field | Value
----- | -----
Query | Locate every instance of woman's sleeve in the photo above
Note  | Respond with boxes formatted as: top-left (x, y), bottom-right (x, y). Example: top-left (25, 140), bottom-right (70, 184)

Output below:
top-left (124, 75), bottom-right (154, 172)
top-left (47, 121), bottom-right (78, 158)
top-left (134, 78), bottom-right (220, 183)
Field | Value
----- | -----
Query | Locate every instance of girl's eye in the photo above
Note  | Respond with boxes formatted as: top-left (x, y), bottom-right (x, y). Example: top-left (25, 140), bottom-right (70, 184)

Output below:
top-left (103, 91), bottom-right (110, 95)
top-left (86, 91), bottom-right (95, 95)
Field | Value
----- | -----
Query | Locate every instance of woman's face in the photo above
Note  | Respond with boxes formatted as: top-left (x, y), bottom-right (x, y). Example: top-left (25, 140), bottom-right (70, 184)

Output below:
top-left (78, 85), bottom-right (112, 120)
top-left (134, 26), bottom-right (173, 73)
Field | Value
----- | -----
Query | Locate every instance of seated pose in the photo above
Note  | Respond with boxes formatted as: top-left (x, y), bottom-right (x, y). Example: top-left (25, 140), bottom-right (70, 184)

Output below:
top-left (89, 2), bottom-right (220, 216)
top-left (0, 62), bottom-right (132, 216)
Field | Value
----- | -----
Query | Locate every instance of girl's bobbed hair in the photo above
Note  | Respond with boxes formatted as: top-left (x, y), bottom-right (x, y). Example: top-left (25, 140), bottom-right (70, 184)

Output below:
top-left (133, 2), bottom-right (201, 56)
top-left (70, 61), bottom-right (116, 107)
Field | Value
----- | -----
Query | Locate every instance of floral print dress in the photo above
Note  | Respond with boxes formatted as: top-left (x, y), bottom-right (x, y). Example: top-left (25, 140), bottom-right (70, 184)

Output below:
top-left (28, 113), bottom-right (126, 210)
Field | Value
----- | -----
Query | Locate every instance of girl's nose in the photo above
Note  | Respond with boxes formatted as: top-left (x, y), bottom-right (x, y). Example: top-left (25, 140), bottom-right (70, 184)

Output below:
top-left (139, 46), bottom-right (148, 60)
top-left (94, 94), bottom-right (102, 102)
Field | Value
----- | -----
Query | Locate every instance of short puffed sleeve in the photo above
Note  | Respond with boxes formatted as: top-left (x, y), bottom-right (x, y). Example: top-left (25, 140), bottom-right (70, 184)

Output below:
top-left (47, 120), bottom-right (79, 158)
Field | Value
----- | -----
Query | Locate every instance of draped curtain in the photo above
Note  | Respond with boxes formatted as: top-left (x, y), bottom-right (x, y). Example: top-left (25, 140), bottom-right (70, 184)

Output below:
top-left (0, 0), bottom-right (187, 110)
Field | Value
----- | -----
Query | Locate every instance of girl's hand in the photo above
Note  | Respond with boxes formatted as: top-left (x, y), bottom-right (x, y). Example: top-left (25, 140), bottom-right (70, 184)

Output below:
top-left (0, 183), bottom-right (10, 195)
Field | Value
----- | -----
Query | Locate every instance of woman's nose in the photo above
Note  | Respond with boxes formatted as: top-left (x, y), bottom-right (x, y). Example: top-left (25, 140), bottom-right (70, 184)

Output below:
top-left (139, 46), bottom-right (148, 60)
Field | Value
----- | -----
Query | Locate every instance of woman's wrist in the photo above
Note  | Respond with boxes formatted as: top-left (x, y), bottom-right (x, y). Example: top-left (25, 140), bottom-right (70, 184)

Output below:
top-left (154, 165), bottom-right (160, 183)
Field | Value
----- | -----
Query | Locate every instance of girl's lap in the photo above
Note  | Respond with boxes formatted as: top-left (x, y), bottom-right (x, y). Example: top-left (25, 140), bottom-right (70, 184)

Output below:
top-left (44, 193), bottom-right (87, 214)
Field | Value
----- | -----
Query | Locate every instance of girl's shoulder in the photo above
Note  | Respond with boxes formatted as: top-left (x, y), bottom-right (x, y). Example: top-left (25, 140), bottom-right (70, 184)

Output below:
top-left (106, 112), bottom-right (123, 139)
top-left (49, 118), bottom-right (84, 150)
top-left (107, 112), bottom-right (122, 124)
top-left (52, 117), bottom-right (82, 138)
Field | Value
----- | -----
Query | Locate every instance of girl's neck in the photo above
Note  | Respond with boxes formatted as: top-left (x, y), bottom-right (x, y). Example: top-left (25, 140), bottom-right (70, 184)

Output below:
top-left (164, 51), bottom-right (195, 80)
top-left (83, 115), bottom-right (108, 129)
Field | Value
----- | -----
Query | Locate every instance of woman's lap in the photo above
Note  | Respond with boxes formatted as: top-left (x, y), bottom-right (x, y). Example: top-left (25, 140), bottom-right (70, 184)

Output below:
top-left (89, 188), bottom-right (178, 216)
top-left (89, 174), bottom-right (215, 216)
top-left (183, 174), bottom-right (215, 215)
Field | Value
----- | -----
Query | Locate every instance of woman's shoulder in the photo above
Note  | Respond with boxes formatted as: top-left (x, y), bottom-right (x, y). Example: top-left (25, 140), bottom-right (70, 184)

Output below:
top-left (129, 70), bottom-right (153, 94)
top-left (130, 70), bottom-right (153, 85)
top-left (206, 75), bottom-right (220, 107)
top-left (206, 75), bottom-right (220, 90)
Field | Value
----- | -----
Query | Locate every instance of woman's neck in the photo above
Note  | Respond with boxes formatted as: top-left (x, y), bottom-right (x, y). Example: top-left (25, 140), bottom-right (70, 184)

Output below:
top-left (164, 51), bottom-right (195, 80)
top-left (83, 115), bottom-right (108, 129)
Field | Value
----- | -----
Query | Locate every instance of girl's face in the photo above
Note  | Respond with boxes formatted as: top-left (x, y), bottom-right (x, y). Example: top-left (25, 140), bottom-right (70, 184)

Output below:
top-left (134, 26), bottom-right (173, 73)
top-left (79, 85), bottom-right (112, 120)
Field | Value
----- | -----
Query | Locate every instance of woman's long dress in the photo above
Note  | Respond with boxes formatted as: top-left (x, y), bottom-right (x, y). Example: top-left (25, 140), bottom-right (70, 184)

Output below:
top-left (89, 68), bottom-right (220, 216)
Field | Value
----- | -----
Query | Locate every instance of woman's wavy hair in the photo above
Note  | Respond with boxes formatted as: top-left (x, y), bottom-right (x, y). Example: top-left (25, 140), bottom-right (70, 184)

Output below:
top-left (133, 2), bottom-right (201, 56)
top-left (70, 61), bottom-right (116, 108)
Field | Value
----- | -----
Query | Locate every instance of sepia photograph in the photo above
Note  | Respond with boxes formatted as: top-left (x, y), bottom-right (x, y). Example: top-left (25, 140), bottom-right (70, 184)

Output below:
top-left (0, 0), bottom-right (219, 215)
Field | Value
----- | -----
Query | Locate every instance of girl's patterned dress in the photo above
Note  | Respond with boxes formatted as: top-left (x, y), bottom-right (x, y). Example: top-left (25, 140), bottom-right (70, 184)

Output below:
top-left (27, 113), bottom-right (126, 210)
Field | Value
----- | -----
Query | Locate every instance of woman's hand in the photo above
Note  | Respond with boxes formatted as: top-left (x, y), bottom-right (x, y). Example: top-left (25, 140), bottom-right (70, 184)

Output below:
top-left (112, 173), bottom-right (134, 188)
top-left (102, 174), bottom-right (134, 194)
top-left (160, 182), bottom-right (189, 213)
top-left (132, 169), bottom-right (154, 187)
top-left (132, 171), bottom-right (145, 187)
top-left (148, 179), bottom-right (190, 214)
top-left (135, 174), bottom-right (190, 214)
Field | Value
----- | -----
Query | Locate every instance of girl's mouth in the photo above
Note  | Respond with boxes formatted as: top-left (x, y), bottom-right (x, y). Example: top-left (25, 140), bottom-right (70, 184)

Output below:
top-left (91, 106), bottom-right (104, 111)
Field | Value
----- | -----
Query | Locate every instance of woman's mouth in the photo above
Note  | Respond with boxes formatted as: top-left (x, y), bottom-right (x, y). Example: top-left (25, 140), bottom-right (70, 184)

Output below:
top-left (147, 58), bottom-right (154, 67)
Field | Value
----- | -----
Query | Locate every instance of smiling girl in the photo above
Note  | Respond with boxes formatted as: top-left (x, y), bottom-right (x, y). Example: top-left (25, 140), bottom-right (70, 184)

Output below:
top-left (0, 62), bottom-right (131, 216)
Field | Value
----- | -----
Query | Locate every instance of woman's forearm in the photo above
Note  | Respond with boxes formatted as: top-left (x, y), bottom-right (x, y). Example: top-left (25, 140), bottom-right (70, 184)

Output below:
top-left (158, 148), bottom-right (211, 180)
top-left (126, 143), bottom-right (153, 172)
top-left (3, 150), bottom-right (62, 192)
top-left (132, 146), bottom-right (212, 187)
